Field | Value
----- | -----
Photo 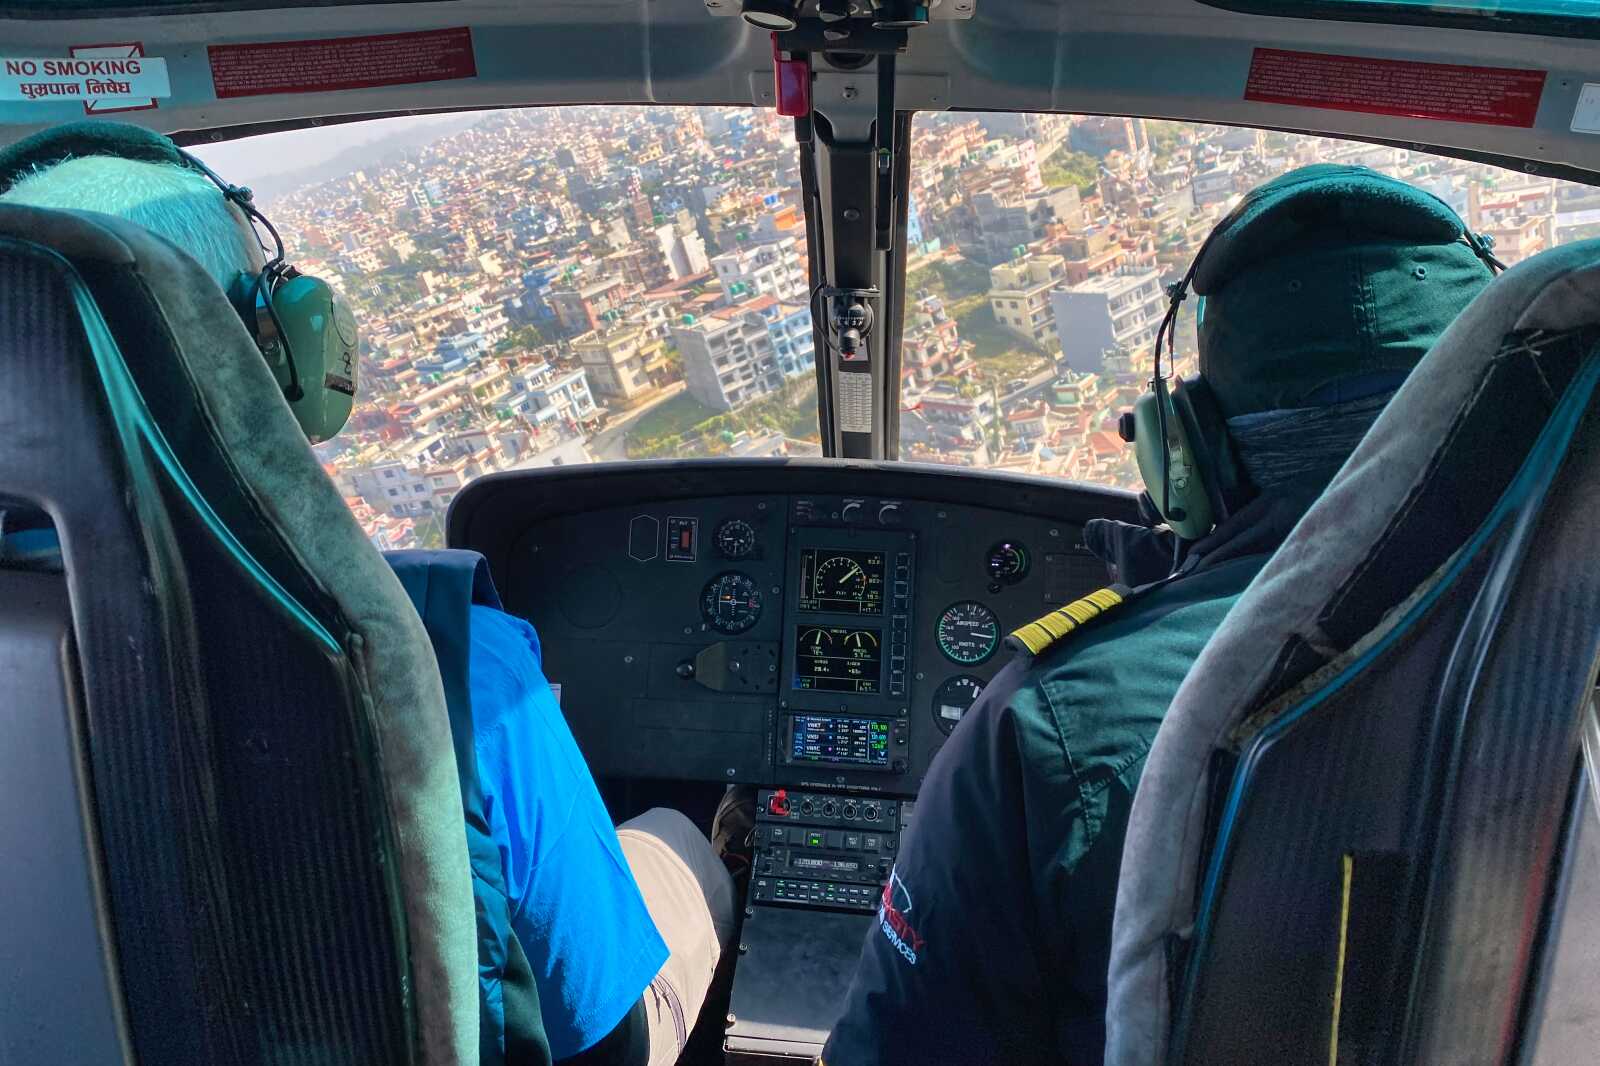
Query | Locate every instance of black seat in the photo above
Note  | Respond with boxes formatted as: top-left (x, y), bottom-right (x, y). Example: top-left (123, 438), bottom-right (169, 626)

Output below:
top-left (0, 204), bottom-right (478, 1065)
top-left (1107, 238), bottom-right (1600, 1065)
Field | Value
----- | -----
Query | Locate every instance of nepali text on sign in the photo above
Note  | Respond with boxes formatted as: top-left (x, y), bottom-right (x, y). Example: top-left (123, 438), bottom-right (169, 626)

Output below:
top-left (0, 56), bottom-right (171, 104)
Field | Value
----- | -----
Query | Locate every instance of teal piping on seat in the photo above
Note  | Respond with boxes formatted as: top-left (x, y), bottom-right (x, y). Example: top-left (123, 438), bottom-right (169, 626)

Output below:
top-left (1176, 347), bottom-right (1600, 1046)
top-left (57, 248), bottom-right (341, 656)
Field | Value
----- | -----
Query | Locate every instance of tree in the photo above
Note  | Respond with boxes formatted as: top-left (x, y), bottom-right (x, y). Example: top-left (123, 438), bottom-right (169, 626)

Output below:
top-left (1040, 150), bottom-right (1101, 193)
top-left (1146, 120), bottom-right (1188, 159)
top-left (496, 323), bottom-right (553, 357)
top-left (393, 248), bottom-right (443, 277)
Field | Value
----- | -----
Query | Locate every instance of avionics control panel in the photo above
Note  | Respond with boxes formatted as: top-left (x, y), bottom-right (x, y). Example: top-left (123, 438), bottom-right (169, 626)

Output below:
top-left (749, 788), bottom-right (904, 913)
top-left (469, 462), bottom-right (1135, 794)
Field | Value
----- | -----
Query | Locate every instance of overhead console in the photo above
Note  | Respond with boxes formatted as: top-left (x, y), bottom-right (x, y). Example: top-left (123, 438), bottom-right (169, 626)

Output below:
top-left (450, 459), bottom-right (1138, 795)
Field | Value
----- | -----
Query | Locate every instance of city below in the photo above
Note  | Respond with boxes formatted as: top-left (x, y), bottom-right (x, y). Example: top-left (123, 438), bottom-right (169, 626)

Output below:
top-left (252, 105), bottom-right (1592, 549)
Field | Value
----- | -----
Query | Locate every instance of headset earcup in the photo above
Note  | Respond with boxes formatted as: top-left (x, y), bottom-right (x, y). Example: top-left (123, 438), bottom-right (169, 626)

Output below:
top-left (1171, 377), bottom-right (1236, 522)
top-left (1129, 390), bottom-right (1168, 522)
top-left (1129, 379), bottom-right (1215, 540)
top-left (1169, 384), bottom-right (1211, 519)
top-left (267, 273), bottom-right (355, 443)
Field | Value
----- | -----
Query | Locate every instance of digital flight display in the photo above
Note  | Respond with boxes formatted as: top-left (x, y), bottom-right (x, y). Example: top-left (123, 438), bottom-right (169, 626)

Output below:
top-left (798, 549), bottom-right (885, 615)
top-left (788, 714), bottom-right (891, 767)
top-left (793, 625), bottom-right (883, 693)
top-left (792, 855), bottom-right (862, 873)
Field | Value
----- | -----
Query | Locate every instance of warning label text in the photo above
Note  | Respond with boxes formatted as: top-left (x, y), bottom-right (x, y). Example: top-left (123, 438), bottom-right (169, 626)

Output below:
top-left (208, 27), bottom-right (477, 100)
top-left (1245, 48), bottom-right (1545, 129)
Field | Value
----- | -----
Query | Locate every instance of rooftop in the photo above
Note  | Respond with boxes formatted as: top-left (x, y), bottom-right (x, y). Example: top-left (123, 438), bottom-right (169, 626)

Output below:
top-left (1063, 269), bottom-right (1161, 296)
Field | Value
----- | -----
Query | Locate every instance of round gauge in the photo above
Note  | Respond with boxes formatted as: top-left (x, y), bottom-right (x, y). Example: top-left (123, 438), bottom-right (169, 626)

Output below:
top-left (815, 554), bottom-right (868, 602)
top-left (986, 541), bottom-right (1030, 583)
top-left (701, 571), bottom-right (763, 634)
top-left (714, 518), bottom-right (758, 559)
top-left (932, 675), bottom-right (984, 736)
top-left (936, 601), bottom-right (1001, 665)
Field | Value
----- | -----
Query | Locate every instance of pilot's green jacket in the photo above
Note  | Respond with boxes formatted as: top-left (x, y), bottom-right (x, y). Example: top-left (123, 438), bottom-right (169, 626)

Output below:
top-left (822, 550), bottom-right (1270, 1066)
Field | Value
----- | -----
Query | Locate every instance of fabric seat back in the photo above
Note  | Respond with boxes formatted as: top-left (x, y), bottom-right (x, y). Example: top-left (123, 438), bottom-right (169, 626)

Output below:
top-left (1106, 238), bottom-right (1600, 1065)
top-left (0, 204), bottom-right (476, 1065)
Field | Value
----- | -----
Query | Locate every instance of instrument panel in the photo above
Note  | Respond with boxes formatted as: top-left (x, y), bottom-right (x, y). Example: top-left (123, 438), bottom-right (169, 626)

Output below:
top-left (451, 461), bottom-right (1138, 795)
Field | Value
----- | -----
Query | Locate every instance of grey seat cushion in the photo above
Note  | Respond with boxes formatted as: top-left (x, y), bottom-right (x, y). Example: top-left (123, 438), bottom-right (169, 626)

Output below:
top-left (0, 203), bottom-right (476, 1066)
top-left (1105, 237), bottom-right (1600, 1065)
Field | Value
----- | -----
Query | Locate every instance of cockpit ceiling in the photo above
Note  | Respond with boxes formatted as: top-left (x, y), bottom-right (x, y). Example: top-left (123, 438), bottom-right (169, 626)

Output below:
top-left (2, 0), bottom-right (1599, 179)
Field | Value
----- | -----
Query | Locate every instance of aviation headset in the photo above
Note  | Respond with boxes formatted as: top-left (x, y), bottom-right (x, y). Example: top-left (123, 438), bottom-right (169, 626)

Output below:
top-left (0, 122), bottom-right (357, 443)
top-left (1119, 166), bottom-right (1505, 541)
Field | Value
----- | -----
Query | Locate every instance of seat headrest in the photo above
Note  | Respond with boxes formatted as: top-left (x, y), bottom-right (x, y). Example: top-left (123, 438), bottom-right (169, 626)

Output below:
top-left (1107, 237), bottom-right (1600, 1066)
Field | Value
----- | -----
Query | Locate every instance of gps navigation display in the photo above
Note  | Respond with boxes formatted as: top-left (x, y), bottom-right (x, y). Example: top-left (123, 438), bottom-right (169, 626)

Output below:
top-left (788, 714), bottom-right (891, 767)
top-left (798, 549), bottom-right (885, 615)
top-left (793, 625), bottom-right (882, 693)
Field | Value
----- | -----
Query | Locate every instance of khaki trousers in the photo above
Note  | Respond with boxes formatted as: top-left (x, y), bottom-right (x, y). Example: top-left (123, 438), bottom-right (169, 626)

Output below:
top-left (616, 808), bottom-right (738, 1066)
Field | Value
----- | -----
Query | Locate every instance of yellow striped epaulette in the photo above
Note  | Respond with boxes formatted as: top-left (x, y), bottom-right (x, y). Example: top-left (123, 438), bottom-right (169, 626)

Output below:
top-left (1005, 587), bottom-right (1126, 658)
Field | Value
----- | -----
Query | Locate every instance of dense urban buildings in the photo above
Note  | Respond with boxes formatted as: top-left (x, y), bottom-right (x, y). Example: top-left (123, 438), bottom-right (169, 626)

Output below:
top-left (232, 103), bottom-right (1577, 549)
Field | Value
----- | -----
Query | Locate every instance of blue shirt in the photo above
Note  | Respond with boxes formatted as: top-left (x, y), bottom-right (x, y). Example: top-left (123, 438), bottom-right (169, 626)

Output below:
top-left (469, 605), bottom-right (669, 1060)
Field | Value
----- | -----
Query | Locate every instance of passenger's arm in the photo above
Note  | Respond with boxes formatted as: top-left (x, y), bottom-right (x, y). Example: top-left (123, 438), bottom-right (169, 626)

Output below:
top-left (820, 659), bottom-right (1057, 1066)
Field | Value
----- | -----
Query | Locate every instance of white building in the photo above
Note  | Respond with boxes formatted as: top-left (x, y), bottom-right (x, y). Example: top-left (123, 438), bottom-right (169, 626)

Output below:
top-left (1192, 161), bottom-right (1242, 207)
top-left (655, 221), bottom-right (710, 280)
top-left (672, 308), bottom-right (785, 411)
top-left (1051, 270), bottom-right (1165, 374)
top-left (711, 236), bottom-right (807, 305)
top-left (348, 462), bottom-right (438, 518)
top-left (509, 360), bottom-right (599, 428)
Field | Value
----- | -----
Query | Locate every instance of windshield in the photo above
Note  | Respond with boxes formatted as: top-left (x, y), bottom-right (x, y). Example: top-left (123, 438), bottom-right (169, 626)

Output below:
top-left (195, 106), bottom-right (815, 549)
top-left (900, 111), bottom-right (1594, 489)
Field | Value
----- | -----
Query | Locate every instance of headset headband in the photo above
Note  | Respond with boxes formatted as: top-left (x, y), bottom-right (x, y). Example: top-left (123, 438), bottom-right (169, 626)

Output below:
top-left (0, 122), bottom-right (282, 260)
top-left (0, 122), bottom-right (195, 193)
top-left (1153, 165), bottom-right (1502, 388)
top-left (1142, 165), bottom-right (1503, 543)
top-left (0, 121), bottom-right (302, 399)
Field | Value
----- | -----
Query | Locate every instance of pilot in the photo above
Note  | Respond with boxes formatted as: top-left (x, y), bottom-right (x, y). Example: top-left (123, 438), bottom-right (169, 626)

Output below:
top-left (820, 166), bottom-right (1500, 1066)
top-left (0, 122), bottom-right (735, 1066)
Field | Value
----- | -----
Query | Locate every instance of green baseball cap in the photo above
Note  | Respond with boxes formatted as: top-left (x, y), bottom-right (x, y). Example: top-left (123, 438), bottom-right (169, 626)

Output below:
top-left (1193, 164), bottom-right (1495, 418)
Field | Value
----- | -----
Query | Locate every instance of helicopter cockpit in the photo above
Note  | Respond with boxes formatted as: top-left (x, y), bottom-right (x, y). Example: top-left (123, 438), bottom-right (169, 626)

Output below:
top-left (4, 3), bottom-right (1600, 1065)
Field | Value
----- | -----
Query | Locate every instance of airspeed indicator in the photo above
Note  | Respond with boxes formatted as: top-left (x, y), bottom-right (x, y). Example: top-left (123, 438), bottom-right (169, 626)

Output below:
top-left (936, 601), bottom-right (1000, 665)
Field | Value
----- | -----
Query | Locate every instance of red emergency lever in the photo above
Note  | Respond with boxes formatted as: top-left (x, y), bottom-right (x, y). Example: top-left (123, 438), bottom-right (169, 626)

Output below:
top-left (772, 34), bottom-right (811, 118)
top-left (768, 788), bottom-right (791, 816)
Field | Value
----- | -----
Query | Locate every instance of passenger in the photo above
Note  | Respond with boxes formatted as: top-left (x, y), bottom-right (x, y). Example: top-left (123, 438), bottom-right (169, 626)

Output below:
top-left (0, 122), bottom-right (735, 1066)
top-left (820, 166), bottom-right (1499, 1066)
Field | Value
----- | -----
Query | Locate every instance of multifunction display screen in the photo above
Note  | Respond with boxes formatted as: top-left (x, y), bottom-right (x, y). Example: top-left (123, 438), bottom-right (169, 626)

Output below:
top-left (791, 855), bottom-right (862, 874)
top-left (793, 625), bottom-right (882, 693)
top-left (788, 714), bottom-right (891, 767)
top-left (798, 549), bottom-right (885, 615)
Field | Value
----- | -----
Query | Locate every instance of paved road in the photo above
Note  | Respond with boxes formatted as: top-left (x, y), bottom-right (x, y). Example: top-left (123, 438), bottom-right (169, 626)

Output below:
top-left (588, 380), bottom-right (688, 461)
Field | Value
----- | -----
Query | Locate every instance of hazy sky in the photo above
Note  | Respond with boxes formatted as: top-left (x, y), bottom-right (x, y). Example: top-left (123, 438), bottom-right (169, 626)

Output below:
top-left (188, 113), bottom-right (473, 190)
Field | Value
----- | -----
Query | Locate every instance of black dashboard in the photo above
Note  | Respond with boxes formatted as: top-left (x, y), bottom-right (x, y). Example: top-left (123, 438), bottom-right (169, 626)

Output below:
top-left (451, 460), bottom-right (1138, 1061)
top-left (451, 459), bottom-right (1138, 797)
